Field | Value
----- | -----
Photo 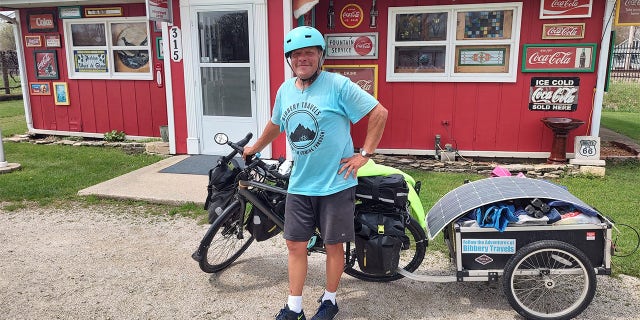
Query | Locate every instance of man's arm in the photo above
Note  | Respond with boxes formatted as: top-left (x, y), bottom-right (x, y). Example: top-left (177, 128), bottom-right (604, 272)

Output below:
top-left (339, 103), bottom-right (388, 178)
top-left (242, 121), bottom-right (281, 158)
top-left (360, 104), bottom-right (388, 155)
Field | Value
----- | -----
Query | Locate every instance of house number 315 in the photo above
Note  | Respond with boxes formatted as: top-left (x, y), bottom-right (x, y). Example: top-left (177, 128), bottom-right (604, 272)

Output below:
top-left (169, 26), bottom-right (183, 62)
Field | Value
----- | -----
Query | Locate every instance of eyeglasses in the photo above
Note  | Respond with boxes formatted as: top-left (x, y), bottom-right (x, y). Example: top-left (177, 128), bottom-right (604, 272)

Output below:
top-left (290, 49), bottom-right (320, 60)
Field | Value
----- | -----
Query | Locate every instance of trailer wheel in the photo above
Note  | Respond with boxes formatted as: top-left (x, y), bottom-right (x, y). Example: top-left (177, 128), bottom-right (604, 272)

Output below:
top-left (502, 240), bottom-right (596, 320)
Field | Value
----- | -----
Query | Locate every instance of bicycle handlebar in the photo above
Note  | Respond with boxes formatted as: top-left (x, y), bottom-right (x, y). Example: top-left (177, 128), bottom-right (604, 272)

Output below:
top-left (220, 132), bottom-right (290, 181)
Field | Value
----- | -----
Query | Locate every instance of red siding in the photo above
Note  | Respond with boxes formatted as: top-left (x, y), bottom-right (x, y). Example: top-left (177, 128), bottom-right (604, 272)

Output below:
top-left (312, 0), bottom-right (604, 154)
top-left (21, 3), bottom-right (167, 138)
top-left (267, 1), bottom-right (287, 158)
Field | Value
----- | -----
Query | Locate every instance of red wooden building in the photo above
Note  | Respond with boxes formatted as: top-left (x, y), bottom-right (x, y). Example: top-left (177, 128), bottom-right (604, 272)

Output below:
top-left (0, 0), bottom-right (618, 160)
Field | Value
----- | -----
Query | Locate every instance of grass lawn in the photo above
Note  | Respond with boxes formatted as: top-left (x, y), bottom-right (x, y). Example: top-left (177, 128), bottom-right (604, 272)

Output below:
top-left (601, 112), bottom-right (640, 142)
top-left (0, 99), bottom-right (26, 137)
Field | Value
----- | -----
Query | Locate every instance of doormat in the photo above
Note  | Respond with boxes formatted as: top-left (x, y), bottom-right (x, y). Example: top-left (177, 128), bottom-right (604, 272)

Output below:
top-left (159, 155), bottom-right (221, 175)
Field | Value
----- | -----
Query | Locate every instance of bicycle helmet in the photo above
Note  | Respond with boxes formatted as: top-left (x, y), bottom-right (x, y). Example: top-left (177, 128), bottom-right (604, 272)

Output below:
top-left (284, 26), bottom-right (326, 58)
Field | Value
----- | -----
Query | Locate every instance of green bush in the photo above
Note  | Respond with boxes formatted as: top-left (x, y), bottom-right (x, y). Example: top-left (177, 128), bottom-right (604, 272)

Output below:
top-left (104, 130), bottom-right (126, 142)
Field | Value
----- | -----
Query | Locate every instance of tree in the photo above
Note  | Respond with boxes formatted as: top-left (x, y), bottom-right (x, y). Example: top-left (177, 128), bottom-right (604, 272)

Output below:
top-left (0, 23), bottom-right (16, 50)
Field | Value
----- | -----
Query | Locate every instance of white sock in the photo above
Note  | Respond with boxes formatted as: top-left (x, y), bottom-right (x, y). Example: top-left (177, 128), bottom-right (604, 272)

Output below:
top-left (322, 290), bottom-right (336, 304)
top-left (287, 295), bottom-right (303, 313)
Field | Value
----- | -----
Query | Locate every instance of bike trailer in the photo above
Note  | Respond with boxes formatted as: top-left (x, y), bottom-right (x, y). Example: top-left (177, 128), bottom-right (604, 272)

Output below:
top-left (421, 176), bottom-right (612, 320)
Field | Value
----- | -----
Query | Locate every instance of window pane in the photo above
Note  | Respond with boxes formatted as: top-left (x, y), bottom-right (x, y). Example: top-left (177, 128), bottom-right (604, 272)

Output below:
top-left (456, 10), bottom-right (512, 40)
top-left (395, 46), bottom-right (446, 73)
top-left (114, 50), bottom-right (150, 72)
top-left (198, 11), bottom-right (249, 63)
top-left (71, 24), bottom-right (106, 46)
top-left (396, 12), bottom-right (447, 41)
top-left (201, 67), bottom-right (251, 117)
top-left (111, 23), bottom-right (148, 46)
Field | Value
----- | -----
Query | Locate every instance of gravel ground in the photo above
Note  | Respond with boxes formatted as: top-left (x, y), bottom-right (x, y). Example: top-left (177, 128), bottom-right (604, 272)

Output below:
top-left (1, 203), bottom-right (639, 319)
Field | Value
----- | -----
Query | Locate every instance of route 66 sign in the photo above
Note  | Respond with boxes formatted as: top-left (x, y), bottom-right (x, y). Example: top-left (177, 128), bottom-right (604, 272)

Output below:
top-left (574, 136), bottom-right (600, 160)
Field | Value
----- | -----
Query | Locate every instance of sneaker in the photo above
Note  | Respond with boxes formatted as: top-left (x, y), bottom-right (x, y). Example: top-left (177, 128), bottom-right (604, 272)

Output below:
top-left (275, 304), bottom-right (306, 320)
top-left (310, 300), bottom-right (339, 320)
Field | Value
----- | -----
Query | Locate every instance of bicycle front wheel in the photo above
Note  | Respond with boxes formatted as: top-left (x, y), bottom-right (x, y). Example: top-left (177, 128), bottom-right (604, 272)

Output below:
top-left (344, 216), bottom-right (427, 282)
top-left (502, 240), bottom-right (596, 320)
top-left (198, 201), bottom-right (254, 273)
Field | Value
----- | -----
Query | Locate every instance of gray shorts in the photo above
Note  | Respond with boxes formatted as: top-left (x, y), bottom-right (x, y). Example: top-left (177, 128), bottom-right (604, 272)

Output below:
top-left (283, 187), bottom-right (356, 245)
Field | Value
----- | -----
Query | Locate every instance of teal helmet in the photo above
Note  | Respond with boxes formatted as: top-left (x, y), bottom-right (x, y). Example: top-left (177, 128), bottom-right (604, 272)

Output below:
top-left (284, 26), bottom-right (326, 58)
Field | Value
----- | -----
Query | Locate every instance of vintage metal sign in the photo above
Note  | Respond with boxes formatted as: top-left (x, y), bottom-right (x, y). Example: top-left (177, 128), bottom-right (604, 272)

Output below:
top-left (146, 0), bottom-right (173, 23)
top-left (529, 77), bottom-right (580, 112)
top-left (27, 12), bottom-right (57, 32)
top-left (522, 44), bottom-right (596, 72)
top-left (74, 50), bottom-right (108, 73)
top-left (325, 33), bottom-right (377, 59)
top-left (542, 23), bottom-right (585, 39)
top-left (340, 4), bottom-right (364, 28)
top-left (615, 0), bottom-right (640, 26)
top-left (322, 65), bottom-right (378, 98)
top-left (540, 0), bottom-right (593, 19)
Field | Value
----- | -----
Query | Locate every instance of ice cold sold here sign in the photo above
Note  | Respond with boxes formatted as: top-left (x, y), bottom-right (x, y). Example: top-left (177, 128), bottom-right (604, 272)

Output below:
top-left (529, 77), bottom-right (580, 111)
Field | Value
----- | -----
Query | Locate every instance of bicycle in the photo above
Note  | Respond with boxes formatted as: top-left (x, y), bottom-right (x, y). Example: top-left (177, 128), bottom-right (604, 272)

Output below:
top-left (192, 132), bottom-right (428, 282)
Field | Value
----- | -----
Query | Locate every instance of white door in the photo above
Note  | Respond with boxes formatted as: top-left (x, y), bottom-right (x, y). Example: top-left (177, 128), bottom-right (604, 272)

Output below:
top-left (193, 6), bottom-right (258, 155)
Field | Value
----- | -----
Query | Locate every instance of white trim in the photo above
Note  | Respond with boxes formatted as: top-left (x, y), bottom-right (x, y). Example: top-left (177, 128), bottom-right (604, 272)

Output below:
top-left (28, 128), bottom-right (151, 141)
top-left (376, 148), bottom-right (555, 159)
top-left (12, 10), bottom-right (34, 134)
top-left (162, 21), bottom-right (176, 154)
top-left (386, 2), bottom-right (522, 83)
top-left (283, 0), bottom-right (293, 160)
top-left (591, 0), bottom-right (617, 137)
top-left (180, 1), bottom-right (201, 154)
top-left (254, 2), bottom-right (272, 158)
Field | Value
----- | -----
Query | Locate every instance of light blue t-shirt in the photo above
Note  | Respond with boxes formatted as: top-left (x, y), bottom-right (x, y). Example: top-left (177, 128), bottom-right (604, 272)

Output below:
top-left (272, 71), bottom-right (378, 196)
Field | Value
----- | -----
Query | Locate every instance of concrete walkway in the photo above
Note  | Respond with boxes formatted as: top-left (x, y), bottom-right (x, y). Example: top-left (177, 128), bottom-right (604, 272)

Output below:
top-left (599, 127), bottom-right (640, 154)
top-left (78, 155), bottom-right (209, 205)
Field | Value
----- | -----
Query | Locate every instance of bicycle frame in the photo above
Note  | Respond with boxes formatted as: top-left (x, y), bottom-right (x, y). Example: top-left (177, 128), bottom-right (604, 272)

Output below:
top-left (237, 179), bottom-right (287, 231)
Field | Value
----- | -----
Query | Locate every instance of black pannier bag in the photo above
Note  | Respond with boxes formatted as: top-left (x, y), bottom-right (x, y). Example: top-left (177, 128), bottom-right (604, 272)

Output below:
top-left (354, 202), bottom-right (409, 276)
top-left (204, 158), bottom-right (241, 211)
top-left (355, 174), bottom-right (409, 208)
top-left (246, 207), bottom-right (281, 241)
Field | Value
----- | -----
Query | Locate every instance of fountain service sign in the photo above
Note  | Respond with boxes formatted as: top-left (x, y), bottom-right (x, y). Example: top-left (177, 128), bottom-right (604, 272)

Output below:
top-left (529, 77), bottom-right (580, 112)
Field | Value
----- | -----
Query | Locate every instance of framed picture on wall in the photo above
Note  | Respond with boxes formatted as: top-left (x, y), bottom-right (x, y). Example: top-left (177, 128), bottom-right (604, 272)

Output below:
top-left (29, 82), bottom-right (51, 95)
top-left (44, 34), bottom-right (62, 47)
top-left (27, 11), bottom-right (57, 32)
top-left (34, 50), bottom-right (59, 80)
top-left (53, 82), bottom-right (70, 105)
top-left (25, 35), bottom-right (42, 47)
top-left (156, 37), bottom-right (164, 60)
top-left (322, 65), bottom-right (378, 98)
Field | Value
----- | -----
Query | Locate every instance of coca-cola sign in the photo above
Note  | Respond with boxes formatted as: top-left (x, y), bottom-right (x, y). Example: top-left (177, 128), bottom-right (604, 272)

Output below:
top-left (325, 33), bottom-right (378, 59)
top-left (522, 44), bottom-right (596, 73)
top-left (540, 0), bottom-right (593, 19)
top-left (615, 0), bottom-right (640, 26)
top-left (340, 4), bottom-right (364, 28)
top-left (542, 23), bottom-right (585, 39)
top-left (529, 77), bottom-right (580, 112)
top-left (322, 65), bottom-right (378, 98)
top-left (27, 12), bottom-right (57, 32)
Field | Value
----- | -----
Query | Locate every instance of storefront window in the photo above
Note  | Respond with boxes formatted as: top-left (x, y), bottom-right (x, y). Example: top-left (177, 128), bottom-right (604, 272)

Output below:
top-left (64, 18), bottom-right (152, 80)
top-left (387, 2), bottom-right (522, 83)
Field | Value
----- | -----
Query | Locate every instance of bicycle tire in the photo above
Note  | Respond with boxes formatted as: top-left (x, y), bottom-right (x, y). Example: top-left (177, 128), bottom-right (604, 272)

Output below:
top-left (502, 240), bottom-right (596, 320)
top-left (207, 195), bottom-right (232, 224)
top-left (198, 201), bottom-right (254, 273)
top-left (344, 216), bottom-right (427, 282)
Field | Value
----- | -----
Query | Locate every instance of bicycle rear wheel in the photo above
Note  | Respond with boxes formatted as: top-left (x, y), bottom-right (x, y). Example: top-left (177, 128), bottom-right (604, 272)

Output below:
top-left (197, 201), bottom-right (254, 273)
top-left (344, 216), bottom-right (427, 282)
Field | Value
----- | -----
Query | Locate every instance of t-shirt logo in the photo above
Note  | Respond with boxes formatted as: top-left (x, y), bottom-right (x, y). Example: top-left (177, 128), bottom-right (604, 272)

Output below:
top-left (282, 102), bottom-right (325, 155)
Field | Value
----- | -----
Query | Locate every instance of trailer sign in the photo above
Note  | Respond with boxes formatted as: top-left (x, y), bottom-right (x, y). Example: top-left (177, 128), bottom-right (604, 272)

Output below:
top-left (529, 77), bottom-right (580, 111)
top-left (462, 239), bottom-right (516, 254)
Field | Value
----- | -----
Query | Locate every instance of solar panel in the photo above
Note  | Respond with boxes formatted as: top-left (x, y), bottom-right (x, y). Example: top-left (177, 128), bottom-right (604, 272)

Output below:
top-left (426, 176), bottom-right (599, 239)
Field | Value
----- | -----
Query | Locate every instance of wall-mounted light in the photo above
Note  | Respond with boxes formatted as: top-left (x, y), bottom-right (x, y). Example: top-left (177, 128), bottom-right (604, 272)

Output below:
top-left (370, 0), bottom-right (378, 28)
top-left (327, 0), bottom-right (335, 30)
